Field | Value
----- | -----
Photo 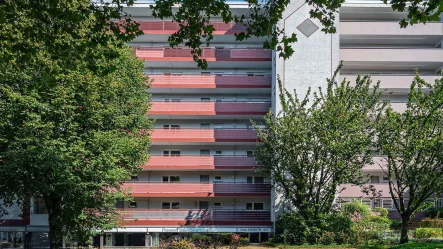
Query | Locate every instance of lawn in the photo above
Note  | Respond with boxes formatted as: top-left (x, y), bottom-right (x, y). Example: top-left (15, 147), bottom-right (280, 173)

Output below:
top-left (242, 242), bottom-right (443, 249)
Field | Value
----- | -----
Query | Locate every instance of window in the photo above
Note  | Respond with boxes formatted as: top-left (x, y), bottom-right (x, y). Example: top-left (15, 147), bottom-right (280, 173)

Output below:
top-left (129, 201), bottom-right (137, 208)
top-left (163, 151), bottom-right (180, 156)
top-left (171, 202), bottom-right (180, 209)
top-left (200, 124), bottom-right (210, 129)
top-left (215, 98), bottom-right (223, 102)
top-left (164, 98), bottom-right (181, 102)
top-left (214, 176), bottom-right (223, 182)
top-left (382, 177), bottom-right (389, 183)
top-left (213, 202), bottom-right (222, 208)
top-left (162, 202), bottom-right (180, 209)
top-left (130, 175), bottom-right (138, 180)
top-left (247, 151), bottom-right (254, 157)
top-left (370, 176), bottom-right (380, 184)
top-left (162, 202), bottom-right (171, 209)
top-left (163, 176), bottom-right (180, 183)
top-left (247, 176), bottom-right (264, 183)
top-left (214, 151), bottom-right (222, 156)
top-left (171, 151), bottom-right (180, 156)
top-left (201, 98), bottom-right (210, 102)
top-left (246, 203), bottom-right (264, 210)
top-left (163, 125), bottom-right (180, 129)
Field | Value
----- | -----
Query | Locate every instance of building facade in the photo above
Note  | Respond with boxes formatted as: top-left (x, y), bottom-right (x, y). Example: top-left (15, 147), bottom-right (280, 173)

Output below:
top-left (1, 0), bottom-right (443, 248)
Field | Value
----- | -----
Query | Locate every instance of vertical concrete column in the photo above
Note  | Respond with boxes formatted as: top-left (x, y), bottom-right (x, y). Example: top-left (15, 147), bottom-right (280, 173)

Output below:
top-left (99, 234), bottom-right (104, 248)
top-left (145, 233), bottom-right (151, 247)
top-left (271, 0), bottom-right (340, 224)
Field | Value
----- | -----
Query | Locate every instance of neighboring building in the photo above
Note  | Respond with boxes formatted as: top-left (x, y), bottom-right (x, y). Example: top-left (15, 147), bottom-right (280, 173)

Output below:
top-left (1, 0), bottom-right (442, 248)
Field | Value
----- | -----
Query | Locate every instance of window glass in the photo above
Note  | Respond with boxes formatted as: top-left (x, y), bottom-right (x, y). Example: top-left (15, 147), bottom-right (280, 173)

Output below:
top-left (170, 176), bottom-right (180, 183)
top-left (162, 176), bottom-right (169, 183)
top-left (171, 151), bottom-right (180, 156)
top-left (171, 202), bottom-right (180, 209)
top-left (214, 151), bottom-right (222, 156)
top-left (246, 203), bottom-right (253, 210)
top-left (370, 176), bottom-right (380, 183)
top-left (254, 203), bottom-right (264, 210)
top-left (213, 202), bottom-right (222, 208)
top-left (129, 201), bottom-right (137, 208)
top-left (214, 176), bottom-right (222, 181)
top-left (162, 202), bottom-right (170, 209)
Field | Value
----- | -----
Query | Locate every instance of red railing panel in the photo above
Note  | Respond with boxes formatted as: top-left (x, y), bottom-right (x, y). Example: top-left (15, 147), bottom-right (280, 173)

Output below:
top-left (149, 102), bottom-right (270, 115)
top-left (150, 129), bottom-right (259, 143)
top-left (143, 155), bottom-right (259, 170)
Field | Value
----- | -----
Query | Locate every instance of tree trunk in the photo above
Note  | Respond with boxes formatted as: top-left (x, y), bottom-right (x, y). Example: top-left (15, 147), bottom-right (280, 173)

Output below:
top-left (400, 217), bottom-right (410, 244)
top-left (47, 199), bottom-right (63, 249)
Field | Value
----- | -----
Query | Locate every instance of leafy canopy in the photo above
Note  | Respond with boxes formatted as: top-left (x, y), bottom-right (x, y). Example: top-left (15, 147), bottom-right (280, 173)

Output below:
top-left (150, 0), bottom-right (442, 69)
top-left (0, 0), bottom-right (150, 248)
top-left (254, 66), bottom-right (386, 222)
top-left (376, 74), bottom-right (443, 243)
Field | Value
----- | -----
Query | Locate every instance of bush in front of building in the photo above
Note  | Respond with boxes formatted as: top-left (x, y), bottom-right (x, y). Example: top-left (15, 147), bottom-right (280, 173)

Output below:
top-left (426, 207), bottom-right (443, 219)
top-left (415, 228), bottom-right (443, 239)
top-left (420, 218), bottom-right (443, 228)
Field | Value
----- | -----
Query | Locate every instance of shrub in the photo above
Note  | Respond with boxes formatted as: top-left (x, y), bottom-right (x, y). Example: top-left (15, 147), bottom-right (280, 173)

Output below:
top-left (420, 218), bottom-right (443, 228)
top-left (275, 213), bottom-right (308, 245)
top-left (426, 207), bottom-right (443, 218)
top-left (318, 231), bottom-right (335, 245)
top-left (229, 234), bottom-right (240, 249)
top-left (191, 234), bottom-right (213, 249)
top-left (238, 237), bottom-right (250, 246)
top-left (343, 199), bottom-right (372, 220)
top-left (373, 207), bottom-right (389, 218)
top-left (415, 228), bottom-right (443, 239)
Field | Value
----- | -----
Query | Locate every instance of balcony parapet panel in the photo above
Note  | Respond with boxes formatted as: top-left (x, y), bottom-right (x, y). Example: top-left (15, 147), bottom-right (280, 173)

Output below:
top-left (143, 155), bottom-right (260, 170)
top-left (149, 101), bottom-right (270, 116)
top-left (136, 21), bottom-right (246, 35)
top-left (149, 74), bottom-right (272, 89)
top-left (151, 128), bottom-right (260, 143)
top-left (136, 47), bottom-right (272, 62)
top-left (123, 182), bottom-right (271, 197)
top-left (119, 209), bottom-right (271, 226)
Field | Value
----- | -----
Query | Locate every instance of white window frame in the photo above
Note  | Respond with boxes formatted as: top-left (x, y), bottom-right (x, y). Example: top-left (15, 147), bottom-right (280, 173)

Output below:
top-left (213, 202), bottom-right (223, 208)
top-left (214, 151), bottom-right (223, 156)
top-left (129, 201), bottom-right (137, 208)
top-left (161, 202), bottom-right (180, 209)
top-left (246, 202), bottom-right (265, 210)
top-left (163, 150), bottom-right (181, 156)
top-left (214, 176), bottom-right (223, 182)
top-left (164, 98), bottom-right (181, 102)
top-left (162, 176), bottom-right (181, 183)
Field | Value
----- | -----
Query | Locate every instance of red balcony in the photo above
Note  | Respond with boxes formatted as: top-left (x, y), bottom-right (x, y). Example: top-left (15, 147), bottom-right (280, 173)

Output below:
top-left (123, 182), bottom-right (271, 197)
top-left (136, 48), bottom-right (271, 62)
top-left (149, 101), bottom-right (270, 116)
top-left (151, 129), bottom-right (259, 143)
top-left (149, 74), bottom-right (271, 89)
top-left (120, 209), bottom-right (271, 226)
top-left (136, 21), bottom-right (246, 35)
top-left (144, 155), bottom-right (259, 170)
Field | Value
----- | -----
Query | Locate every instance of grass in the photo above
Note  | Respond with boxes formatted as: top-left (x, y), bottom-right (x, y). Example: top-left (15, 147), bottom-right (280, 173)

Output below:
top-left (243, 241), bottom-right (443, 249)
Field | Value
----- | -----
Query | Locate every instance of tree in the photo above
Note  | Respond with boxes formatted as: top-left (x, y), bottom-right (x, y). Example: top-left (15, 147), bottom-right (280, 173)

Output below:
top-left (0, 1), bottom-right (151, 248)
top-left (253, 68), bottom-right (386, 225)
top-left (376, 74), bottom-right (443, 243)
top-left (150, 0), bottom-right (443, 69)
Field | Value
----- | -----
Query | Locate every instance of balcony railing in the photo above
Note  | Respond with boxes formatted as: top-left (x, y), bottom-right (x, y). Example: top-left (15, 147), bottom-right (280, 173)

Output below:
top-left (122, 182), bottom-right (271, 197)
top-left (136, 48), bottom-right (272, 61)
top-left (136, 21), bottom-right (246, 34)
top-left (143, 155), bottom-right (260, 170)
top-left (119, 209), bottom-right (271, 226)
top-left (149, 101), bottom-right (271, 116)
top-left (151, 128), bottom-right (259, 143)
top-left (149, 74), bottom-right (272, 89)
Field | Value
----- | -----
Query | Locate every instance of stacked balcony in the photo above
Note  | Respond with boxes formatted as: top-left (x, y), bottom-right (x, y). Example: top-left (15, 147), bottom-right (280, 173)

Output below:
top-left (151, 128), bottom-right (259, 144)
top-left (137, 21), bottom-right (246, 35)
top-left (120, 209), bottom-right (271, 226)
top-left (143, 155), bottom-right (259, 170)
top-left (123, 182), bottom-right (271, 197)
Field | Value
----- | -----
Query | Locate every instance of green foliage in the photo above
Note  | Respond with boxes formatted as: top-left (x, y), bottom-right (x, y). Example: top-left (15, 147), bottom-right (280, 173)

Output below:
top-left (343, 200), bottom-right (372, 219)
top-left (426, 207), bottom-right (443, 219)
top-left (390, 242), bottom-right (443, 249)
top-left (373, 208), bottom-right (389, 218)
top-left (275, 212), bottom-right (353, 245)
top-left (376, 74), bottom-right (443, 243)
top-left (0, 1), bottom-right (151, 249)
top-left (170, 240), bottom-right (195, 249)
top-left (420, 218), bottom-right (443, 228)
top-left (415, 228), bottom-right (443, 239)
top-left (149, 0), bottom-right (442, 69)
top-left (255, 67), bottom-right (385, 223)
top-left (239, 238), bottom-right (250, 246)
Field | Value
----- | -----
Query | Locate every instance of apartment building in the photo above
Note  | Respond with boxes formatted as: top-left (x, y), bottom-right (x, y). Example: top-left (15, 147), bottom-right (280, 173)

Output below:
top-left (1, 0), bottom-right (442, 248)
